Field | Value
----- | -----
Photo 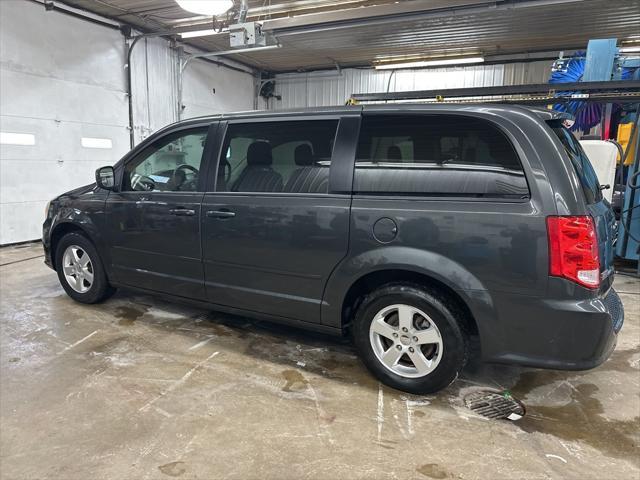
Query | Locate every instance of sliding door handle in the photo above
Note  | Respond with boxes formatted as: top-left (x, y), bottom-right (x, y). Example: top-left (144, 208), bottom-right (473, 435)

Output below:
top-left (206, 209), bottom-right (236, 219)
top-left (169, 208), bottom-right (196, 216)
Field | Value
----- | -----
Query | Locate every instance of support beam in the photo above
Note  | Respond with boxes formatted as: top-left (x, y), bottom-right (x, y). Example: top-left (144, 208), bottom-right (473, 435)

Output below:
top-left (351, 80), bottom-right (640, 103)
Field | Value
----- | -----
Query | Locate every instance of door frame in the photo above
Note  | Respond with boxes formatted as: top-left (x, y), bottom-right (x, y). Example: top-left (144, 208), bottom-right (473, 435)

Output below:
top-left (200, 112), bottom-right (362, 324)
top-left (104, 121), bottom-right (219, 295)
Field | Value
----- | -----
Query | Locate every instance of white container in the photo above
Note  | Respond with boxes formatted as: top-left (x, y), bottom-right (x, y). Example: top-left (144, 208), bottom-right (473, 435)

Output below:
top-left (579, 140), bottom-right (617, 203)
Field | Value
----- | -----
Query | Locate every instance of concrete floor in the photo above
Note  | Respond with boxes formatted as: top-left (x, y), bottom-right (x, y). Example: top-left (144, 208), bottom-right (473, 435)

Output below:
top-left (1, 243), bottom-right (638, 480)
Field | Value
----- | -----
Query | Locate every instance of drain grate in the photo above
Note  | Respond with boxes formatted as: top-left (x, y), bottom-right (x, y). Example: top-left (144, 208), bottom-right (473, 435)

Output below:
top-left (464, 389), bottom-right (526, 421)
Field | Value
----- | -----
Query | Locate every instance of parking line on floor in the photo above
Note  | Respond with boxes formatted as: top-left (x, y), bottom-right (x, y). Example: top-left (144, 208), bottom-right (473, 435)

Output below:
top-left (0, 255), bottom-right (44, 267)
top-left (139, 351), bottom-right (220, 413)
top-left (56, 330), bottom-right (99, 355)
top-left (188, 337), bottom-right (214, 351)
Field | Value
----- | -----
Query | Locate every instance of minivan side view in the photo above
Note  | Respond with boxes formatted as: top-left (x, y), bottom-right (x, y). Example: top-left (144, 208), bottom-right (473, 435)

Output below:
top-left (43, 104), bottom-right (624, 394)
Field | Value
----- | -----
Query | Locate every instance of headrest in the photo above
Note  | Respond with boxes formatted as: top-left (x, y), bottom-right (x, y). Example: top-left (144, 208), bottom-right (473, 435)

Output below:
top-left (387, 145), bottom-right (402, 161)
top-left (294, 144), bottom-right (314, 166)
top-left (247, 141), bottom-right (272, 166)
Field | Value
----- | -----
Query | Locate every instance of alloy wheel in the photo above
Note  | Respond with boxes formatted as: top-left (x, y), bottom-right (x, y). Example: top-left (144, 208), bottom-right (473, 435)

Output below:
top-left (62, 245), bottom-right (94, 293)
top-left (369, 304), bottom-right (443, 378)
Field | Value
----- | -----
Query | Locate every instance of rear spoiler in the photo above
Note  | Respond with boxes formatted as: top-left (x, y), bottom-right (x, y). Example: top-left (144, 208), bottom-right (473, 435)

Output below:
top-left (526, 107), bottom-right (575, 123)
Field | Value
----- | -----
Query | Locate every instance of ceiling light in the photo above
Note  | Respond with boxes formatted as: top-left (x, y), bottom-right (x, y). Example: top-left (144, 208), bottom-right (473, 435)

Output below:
top-left (180, 28), bottom-right (228, 39)
top-left (191, 44), bottom-right (281, 59)
top-left (620, 46), bottom-right (640, 53)
top-left (375, 56), bottom-right (485, 70)
top-left (175, 0), bottom-right (233, 16)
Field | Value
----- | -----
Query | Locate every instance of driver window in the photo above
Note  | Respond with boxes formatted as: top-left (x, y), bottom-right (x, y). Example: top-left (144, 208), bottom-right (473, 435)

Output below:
top-left (123, 128), bottom-right (207, 192)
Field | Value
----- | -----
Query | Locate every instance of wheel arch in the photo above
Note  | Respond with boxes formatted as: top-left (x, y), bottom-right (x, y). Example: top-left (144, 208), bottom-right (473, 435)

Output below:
top-left (341, 269), bottom-right (480, 337)
top-left (322, 246), bottom-right (493, 343)
top-left (50, 223), bottom-right (96, 270)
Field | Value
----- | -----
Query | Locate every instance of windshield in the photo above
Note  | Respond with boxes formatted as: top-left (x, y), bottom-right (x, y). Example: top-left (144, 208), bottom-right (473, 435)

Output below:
top-left (548, 120), bottom-right (602, 204)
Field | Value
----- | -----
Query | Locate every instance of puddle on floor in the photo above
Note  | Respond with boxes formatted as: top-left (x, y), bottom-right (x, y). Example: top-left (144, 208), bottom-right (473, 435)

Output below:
top-left (158, 461), bottom-right (186, 477)
top-left (511, 370), bottom-right (640, 465)
top-left (281, 369), bottom-right (309, 392)
top-left (416, 463), bottom-right (452, 479)
top-left (115, 305), bottom-right (148, 326)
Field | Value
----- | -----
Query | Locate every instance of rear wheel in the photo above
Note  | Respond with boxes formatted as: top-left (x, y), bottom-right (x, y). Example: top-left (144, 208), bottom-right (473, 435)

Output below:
top-left (55, 232), bottom-right (115, 304)
top-left (352, 283), bottom-right (468, 394)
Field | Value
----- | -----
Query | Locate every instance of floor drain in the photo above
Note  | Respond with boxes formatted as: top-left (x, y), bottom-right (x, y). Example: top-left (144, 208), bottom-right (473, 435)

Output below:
top-left (463, 389), bottom-right (525, 421)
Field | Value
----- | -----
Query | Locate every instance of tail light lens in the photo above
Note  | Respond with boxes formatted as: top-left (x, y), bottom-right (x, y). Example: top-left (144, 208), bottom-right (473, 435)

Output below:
top-left (547, 215), bottom-right (600, 289)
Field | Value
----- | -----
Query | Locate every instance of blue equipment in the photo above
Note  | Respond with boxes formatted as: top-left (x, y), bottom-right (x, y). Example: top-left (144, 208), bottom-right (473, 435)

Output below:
top-left (550, 39), bottom-right (640, 268)
top-left (550, 39), bottom-right (640, 132)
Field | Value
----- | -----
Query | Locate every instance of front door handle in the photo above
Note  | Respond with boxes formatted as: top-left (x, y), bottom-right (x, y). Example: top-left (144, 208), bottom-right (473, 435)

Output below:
top-left (206, 209), bottom-right (236, 219)
top-left (169, 207), bottom-right (196, 216)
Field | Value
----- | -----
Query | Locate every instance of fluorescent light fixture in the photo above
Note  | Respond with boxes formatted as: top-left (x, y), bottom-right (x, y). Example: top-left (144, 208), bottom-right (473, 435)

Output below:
top-left (192, 44), bottom-right (281, 59)
top-left (180, 28), bottom-right (228, 39)
top-left (0, 132), bottom-right (35, 146)
top-left (375, 56), bottom-right (485, 70)
top-left (175, 0), bottom-right (233, 16)
top-left (81, 137), bottom-right (113, 149)
top-left (620, 46), bottom-right (640, 53)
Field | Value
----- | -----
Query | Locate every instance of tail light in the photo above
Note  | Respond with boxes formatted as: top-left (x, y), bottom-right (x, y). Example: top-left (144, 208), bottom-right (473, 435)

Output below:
top-left (546, 215), bottom-right (600, 289)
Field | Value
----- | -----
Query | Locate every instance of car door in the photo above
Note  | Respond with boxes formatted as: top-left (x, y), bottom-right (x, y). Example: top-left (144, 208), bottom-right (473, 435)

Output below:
top-left (106, 123), bottom-right (216, 299)
top-left (201, 115), bottom-right (358, 323)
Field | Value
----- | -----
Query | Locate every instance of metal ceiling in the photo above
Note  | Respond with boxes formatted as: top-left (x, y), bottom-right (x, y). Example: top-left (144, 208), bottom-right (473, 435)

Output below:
top-left (55, 0), bottom-right (640, 72)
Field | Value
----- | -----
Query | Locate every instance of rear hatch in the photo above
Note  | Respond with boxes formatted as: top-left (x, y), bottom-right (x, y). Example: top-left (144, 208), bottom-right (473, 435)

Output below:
top-left (547, 120), bottom-right (616, 289)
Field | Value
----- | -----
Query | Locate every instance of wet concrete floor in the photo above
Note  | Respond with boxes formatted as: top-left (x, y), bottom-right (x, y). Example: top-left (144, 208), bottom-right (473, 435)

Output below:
top-left (1, 243), bottom-right (638, 479)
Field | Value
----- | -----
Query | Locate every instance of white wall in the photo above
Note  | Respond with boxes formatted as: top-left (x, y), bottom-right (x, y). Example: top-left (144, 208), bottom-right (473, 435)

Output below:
top-left (0, 0), bottom-right (255, 244)
top-left (0, 0), bottom-right (129, 244)
top-left (265, 61), bottom-right (551, 110)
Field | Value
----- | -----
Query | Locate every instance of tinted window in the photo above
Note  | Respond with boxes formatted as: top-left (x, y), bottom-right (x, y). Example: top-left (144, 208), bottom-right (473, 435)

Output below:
top-left (354, 115), bottom-right (528, 198)
top-left (548, 121), bottom-right (602, 204)
top-left (216, 120), bottom-right (338, 193)
top-left (124, 128), bottom-right (207, 192)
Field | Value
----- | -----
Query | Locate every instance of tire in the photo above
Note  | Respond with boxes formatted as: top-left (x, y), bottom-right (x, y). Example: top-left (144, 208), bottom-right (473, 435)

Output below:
top-left (352, 283), bottom-right (468, 394)
top-left (55, 232), bottom-right (115, 304)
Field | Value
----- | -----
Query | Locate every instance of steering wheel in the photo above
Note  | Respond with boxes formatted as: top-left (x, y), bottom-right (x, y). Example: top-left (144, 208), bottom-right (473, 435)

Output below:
top-left (171, 164), bottom-right (199, 190)
top-left (131, 174), bottom-right (156, 191)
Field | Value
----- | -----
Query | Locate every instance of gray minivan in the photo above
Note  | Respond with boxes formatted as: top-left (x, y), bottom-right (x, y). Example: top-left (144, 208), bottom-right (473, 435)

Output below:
top-left (43, 104), bottom-right (624, 394)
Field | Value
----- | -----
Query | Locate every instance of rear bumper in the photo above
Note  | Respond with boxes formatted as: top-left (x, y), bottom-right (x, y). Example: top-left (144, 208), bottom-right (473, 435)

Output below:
top-left (476, 287), bottom-right (624, 370)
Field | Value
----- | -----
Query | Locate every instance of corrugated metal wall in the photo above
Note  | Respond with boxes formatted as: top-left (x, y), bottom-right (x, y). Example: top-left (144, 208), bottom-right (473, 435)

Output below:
top-left (266, 61), bottom-right (550, 109)
top-left (130, 37), bottom-right (180, 144)
top-left (181, 59), bottom-right (256, 119)
top-left (130, 39), bottom-right (256, 144)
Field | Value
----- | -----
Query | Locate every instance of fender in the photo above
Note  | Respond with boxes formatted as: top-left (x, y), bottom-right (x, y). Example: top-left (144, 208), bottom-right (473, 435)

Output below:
top-left (47, 186), bottom-right (111, 275)
top-left (321, 246), bottom-right (500, 351)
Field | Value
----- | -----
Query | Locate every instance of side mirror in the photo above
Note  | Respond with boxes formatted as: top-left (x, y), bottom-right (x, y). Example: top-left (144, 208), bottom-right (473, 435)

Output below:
top-left (95, 166), bottom-right (116, 190)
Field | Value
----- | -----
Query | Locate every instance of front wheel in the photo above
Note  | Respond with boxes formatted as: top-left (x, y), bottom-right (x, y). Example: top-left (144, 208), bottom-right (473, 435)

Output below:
top-left (55, 232), bottom-right (115, 304)
top-left (352, 284), bottom-right (468, 394)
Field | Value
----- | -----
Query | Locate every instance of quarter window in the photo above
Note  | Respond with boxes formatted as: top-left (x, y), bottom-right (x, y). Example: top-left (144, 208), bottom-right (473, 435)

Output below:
top-left (354, 115), bottom-right (528, 198)
top-left (548, 121), bottom-right (602, 204)
top-left (215, 120), bottom-right (338, 194)
top-left (123, 128), bottom-right (208, 192)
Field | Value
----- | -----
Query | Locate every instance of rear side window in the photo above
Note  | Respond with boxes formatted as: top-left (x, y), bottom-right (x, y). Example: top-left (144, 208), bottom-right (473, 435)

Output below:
top-left (215, 120), bottom-right (338, 194)
top-left (548, 121), bottom-right (602, 204)
top-left (353, 115), bottom-right (528, 198)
